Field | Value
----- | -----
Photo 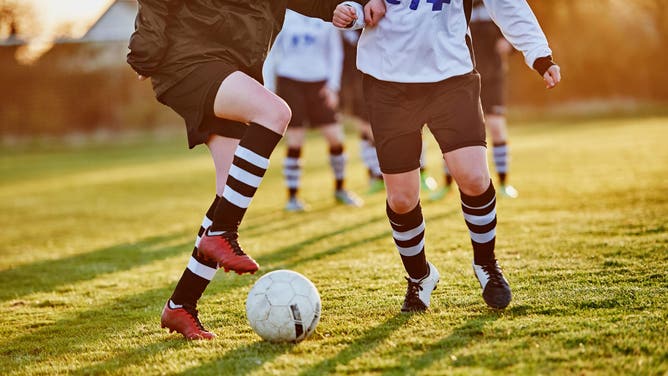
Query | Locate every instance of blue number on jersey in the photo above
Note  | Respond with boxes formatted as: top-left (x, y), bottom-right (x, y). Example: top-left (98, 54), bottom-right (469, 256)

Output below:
top-left (386, 0), bottom-right (450, 11)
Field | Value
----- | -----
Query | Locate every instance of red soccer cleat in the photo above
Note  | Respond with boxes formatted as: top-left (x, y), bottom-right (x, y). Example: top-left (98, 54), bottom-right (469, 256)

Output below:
top-left (197, 231), bottom-right (259, 275)
top-left (160, 302), bottom-right (216, 340)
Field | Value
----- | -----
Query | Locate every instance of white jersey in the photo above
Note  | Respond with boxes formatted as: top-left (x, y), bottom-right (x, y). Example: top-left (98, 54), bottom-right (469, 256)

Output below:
top-left (356, 0), bottom-right (552, 83)
top-left (263, 10), bottom-right (343, 92)
top-left (470, 3), bottom-right (492, 23)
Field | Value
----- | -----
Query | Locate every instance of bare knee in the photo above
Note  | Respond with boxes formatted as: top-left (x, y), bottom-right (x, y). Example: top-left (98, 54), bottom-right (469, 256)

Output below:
top-left (252, 99), bottom-right (292, 135)
top-left (387, 191), bottom-right (419, 214)
top-left (457, 170), bottom-right (490, 196)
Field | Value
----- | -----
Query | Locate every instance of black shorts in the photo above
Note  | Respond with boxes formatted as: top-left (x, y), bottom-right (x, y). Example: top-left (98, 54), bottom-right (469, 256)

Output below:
top-left (276, 77), bottom-right (338, 129)
top-left (363, 72), bottom-right (486, 174)
top-left (341, 45), bottom-right (369, 121)
top-left (158, 61), bottom-right (247, 149)
top-left (471, 21), bottom-right (506, 115)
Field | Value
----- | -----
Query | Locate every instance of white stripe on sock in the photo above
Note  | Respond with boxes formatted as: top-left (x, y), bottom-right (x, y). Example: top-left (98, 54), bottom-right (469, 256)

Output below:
top-left (463, 210), bottom-right (496, 226)
top-left (392, 220), bottom-right (425, 242)
top-left (397, 238), bottom-right (425, 257)
top-left (222, 186), bottom-right (252, 209)
top-left (469, 228), bottom-right (496, 244)
top-left (187, 256), bottom-right (217, 280)
top-left (236, 146), bottom-right (269, 169)
top-left (461, 197), bottom-right (496, 210)
top-left (229, 165), bottom-right (262, 188)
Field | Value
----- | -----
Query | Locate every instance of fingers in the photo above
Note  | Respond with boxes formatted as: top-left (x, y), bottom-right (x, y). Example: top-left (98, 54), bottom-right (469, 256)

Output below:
top-left (333, 4), bottom-right (357, 28)
top-left (543, 65), bottom-right (561, 89)
top-left (364, 0), bottom-right (386, 27)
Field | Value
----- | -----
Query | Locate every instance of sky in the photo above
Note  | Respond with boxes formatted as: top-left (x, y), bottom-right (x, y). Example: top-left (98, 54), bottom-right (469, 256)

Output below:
top-left (7, 0), bottom-right (115, 63)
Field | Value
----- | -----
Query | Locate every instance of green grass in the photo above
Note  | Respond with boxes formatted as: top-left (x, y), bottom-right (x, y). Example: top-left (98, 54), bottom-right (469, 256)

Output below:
top-left (1, 116), bottom-right (666, 375)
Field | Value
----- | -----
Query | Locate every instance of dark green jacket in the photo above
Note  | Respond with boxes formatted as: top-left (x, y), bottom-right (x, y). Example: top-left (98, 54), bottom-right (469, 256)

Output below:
top-left (127, 0), bottom-right (368, 97)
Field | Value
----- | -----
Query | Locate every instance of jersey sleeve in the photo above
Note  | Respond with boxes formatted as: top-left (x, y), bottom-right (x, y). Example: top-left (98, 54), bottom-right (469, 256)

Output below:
top-left (126, 0), bottom-right (180, 77)
top-left (481, 0), bottom-right (554, 74)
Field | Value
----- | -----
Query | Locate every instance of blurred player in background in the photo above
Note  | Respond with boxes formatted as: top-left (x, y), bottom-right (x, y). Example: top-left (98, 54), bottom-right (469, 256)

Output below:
top-left (439, 0), bottom-right (519, 198)
top-left (340, 29), bottom-right (384, 194)
top-left (264, 10), bottom-right (364, 211)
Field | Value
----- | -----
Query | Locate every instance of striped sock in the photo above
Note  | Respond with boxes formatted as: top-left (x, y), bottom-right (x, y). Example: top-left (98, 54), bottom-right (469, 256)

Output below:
top-left (387, 202), bottom-right (429, 279)
top-left (360, 135), bottom-right (382, 178)
top-left (284, 147), bottom-right (302, 198)
top-left (329, 145), bottom-right (346, 191)
top-left (460, 182), bottom-right (497, 265)
top-left (170, 196), bottom-right (220, 306)
top-left (493, 142), bottom-right (509, 185)
top-left (210, 123), bottom-right (282, 232)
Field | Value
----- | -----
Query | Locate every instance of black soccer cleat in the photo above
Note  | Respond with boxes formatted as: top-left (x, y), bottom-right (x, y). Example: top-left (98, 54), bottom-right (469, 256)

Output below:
top-left (473, 260), bottom-right (512, 309)
top-left (401, 262), bottom-right (440, 313)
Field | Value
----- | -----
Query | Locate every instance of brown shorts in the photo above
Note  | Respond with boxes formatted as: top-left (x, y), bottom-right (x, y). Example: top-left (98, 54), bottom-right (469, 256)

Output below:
top-left (363, 71), bottom-right (486, 174)
top-left (158, 61), bottom-right (247, 148)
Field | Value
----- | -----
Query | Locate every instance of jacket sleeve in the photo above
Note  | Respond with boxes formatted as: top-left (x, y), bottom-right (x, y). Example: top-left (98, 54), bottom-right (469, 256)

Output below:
top-left (126, 0), bottom-right (179, 77)
top-left (482, 0), bottom-right (555, 75)
top-left (288, 0), bottom-right (369, 21)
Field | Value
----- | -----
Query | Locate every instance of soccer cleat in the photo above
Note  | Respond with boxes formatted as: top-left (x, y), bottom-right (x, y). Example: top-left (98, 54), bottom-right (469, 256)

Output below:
top-left (160, 301), bottom-right (216, 340)
top-left (473, 260), bottom-right (512, 309)
top-left (197, 231), bottom-right (259, 274)
top-left (367, 177), bottom-right (385, 194)
top-left (420, 171), bottom-right (438, 192)
top-left (335, 189), bottom-right (364, 207)
top-left (285, 197), bottom-right (308, 212)
top-left (498, 184), bottom-right (519, 198)
top-left (401, 262), bottom-right (440, 312)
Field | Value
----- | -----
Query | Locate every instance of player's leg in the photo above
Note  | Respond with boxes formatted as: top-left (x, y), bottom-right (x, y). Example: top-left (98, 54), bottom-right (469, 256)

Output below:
top-left (358, 121), bottom-right (384, 193)
top-left (283, 127), bottom-right (308, 211)
top-left (428, 72), bottom-right (511, 309)
top-left (198, 71), bottom-right (292, 274)
top-left (319, 123), bottom-right (363, 207)
top-left (363, 75), bottom-right (439, 312)
top-left (161, 135), bottom-right (239, 340)
top-left (486, 113), bottom-right (517, 198)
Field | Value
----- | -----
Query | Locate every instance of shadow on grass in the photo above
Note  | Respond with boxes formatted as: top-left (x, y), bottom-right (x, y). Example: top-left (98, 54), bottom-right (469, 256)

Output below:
top-left (0, 232), bottom-right (190, 302)
top-left (379, 312), bottom-right (501, 375)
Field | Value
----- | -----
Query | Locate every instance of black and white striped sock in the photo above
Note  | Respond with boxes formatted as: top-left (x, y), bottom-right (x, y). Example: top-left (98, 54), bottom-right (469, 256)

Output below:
top-left (284, 147), bottom-right (302, 198)
top-left (170, 196), bottom-right (220, 307)
top-left (460, 182), bottom-right (497, 265)
top-left (210, 123), bottom-right (282, 232)
top-left (493, 142), bottom-right (509, 184)
top-left (329, 145), bottom-right (346, 191)
top-left (387, 201), bottom-right (429, 280)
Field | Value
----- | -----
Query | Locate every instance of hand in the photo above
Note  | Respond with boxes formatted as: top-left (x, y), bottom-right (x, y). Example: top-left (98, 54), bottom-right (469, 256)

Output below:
top-left (138, 74), bottom-right (148, 81)
top-left (543, 65), bottom-right (561, 89)
top-left (364, 0), bottom-right (386, 27)
top-left (333, 4), bottom-right (357, 28)
top-left (320, 87), bottom-right (339, 109)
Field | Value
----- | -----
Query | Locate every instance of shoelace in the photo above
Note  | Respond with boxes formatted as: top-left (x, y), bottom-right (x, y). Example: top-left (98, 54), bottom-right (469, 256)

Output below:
top-left (404, 277), bottom-right (424, 306)
top-left (182, 305), bottom-right (206, 331)
top-left (480, 263), bottom-right (505, 287)
top-left (221, 232), bottom-right (246, 256)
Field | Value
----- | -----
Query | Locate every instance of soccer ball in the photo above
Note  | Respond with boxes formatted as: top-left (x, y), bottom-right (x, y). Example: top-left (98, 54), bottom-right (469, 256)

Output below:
top-left (245, 270), bottom-right (321, 343)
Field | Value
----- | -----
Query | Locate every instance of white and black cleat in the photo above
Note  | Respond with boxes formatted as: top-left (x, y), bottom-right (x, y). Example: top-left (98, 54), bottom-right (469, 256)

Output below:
top-left (473, 260), bottom-right (512, 309)
top-left (401, 262), bottom-right (440, 313)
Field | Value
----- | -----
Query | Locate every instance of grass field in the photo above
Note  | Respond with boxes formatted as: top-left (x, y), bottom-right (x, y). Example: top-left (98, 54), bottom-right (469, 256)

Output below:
top-left (1, 116), bottom-right (666, 375)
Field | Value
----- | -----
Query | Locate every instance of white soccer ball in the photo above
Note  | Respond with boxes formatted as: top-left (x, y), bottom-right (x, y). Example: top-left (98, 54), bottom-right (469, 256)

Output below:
top-left (245, 270), bottom-right (321, 343)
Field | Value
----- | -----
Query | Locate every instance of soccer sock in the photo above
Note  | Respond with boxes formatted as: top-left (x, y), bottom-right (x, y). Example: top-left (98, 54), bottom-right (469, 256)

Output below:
top-left (460, 182), bottom-right (497, 265)
top-left (387, 201), bottom-right (429, 280)
top-left (329, 145), bottom-right (346, 191)
top-left (360, 134), bottom-right (382, 179)
top-left (284, 147), bottom-right (302, 199)
top-left (170, 196), bottom-right (220, 307)
top-left (493, 142), bottom-right (509, 185)
top-left (210, 122), bottom-right (282, 232)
